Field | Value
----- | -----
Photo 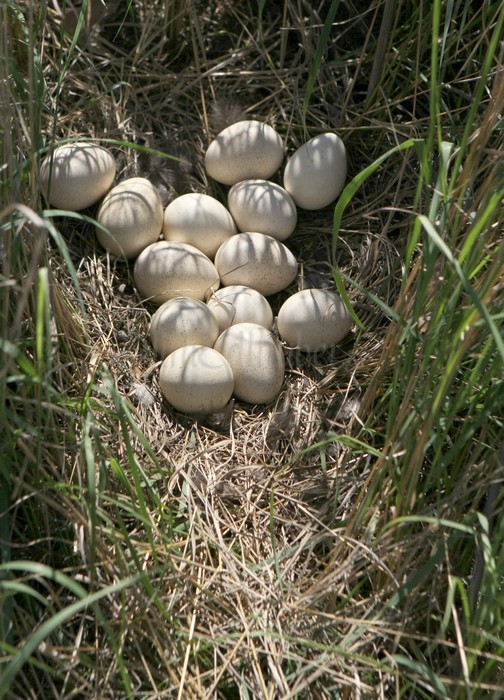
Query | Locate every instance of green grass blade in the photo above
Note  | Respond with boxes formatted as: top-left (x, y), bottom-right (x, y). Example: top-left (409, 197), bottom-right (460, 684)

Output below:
top-left (331, 138), bottom-right (421, 329)
top-left (449, 7), bottom-right (504, 191)
top-left (332, 138), bottom-right (420, 249)
top-left (417, 214), bottom-right (504, 362)
top-left (457, 190), bottom-right (503, 266)
top-left (302, 1), bottom-right (341, 129)
top-left (338, 270), bottom-right (420, 337)
top-left (391, 654), bottom-right (449, 696)
top-left (0, 562), bottom-right (142, 699)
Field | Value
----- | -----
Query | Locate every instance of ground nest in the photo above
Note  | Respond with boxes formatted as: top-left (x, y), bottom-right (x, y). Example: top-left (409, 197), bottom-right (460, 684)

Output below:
top-left (6, 1), bottom-right (500, 696)
top-left (42, 1), bottom-right (404, 516)
top-left (37, 0), bottom-right (406, 674)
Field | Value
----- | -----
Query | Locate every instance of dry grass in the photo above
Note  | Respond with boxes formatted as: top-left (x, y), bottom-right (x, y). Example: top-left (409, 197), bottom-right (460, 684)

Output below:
top-left (1, 1), bottom-right (503, 698)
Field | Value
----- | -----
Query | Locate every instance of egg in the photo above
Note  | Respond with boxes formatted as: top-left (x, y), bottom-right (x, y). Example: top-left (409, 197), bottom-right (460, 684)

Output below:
top-left (133, 241), bottom-right (219, 305)
top-left (206, 285), bottom-right (274, 333)
top-left (149, 297), bottom-right (220, 358)
top-left (214, 323), bottom-right (285, 404)
top-left (227, 179), bottom-right (297, 241)
top-left (283, 132), bottom-right (347, 210)
top-left (40, 142), bottom-right (116, 211)
top-left (96, 177), bottom-right (163, 258)
top-left (214, 232), bottom-right (297, 296)
top-left (163, 192), bottom-right (237, 259)
top-left (205, 120), bottom-right (285, 186)
top-left (277, 288), bottom-right (353, 352)
top-left (159, 345), bottom-right (234, 414)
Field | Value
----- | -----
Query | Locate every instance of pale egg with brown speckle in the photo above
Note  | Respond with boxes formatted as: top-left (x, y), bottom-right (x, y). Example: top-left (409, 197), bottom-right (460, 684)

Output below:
top-left (163, 192), bottom-right (237, 259)
top-left (277, 288), bottom-right (353, 351)
top-left (227, 179), bottom-right (297, 241)
top-left (133, 241), bottom-right (219, 305)
top-left (159, 345), bottom-right (234, 414)
top-left (149, 297), bottom-right (220, 358)
top-left (283, 132), bottom-right (347, 210)
top-left (214, 322), bottom-right (285, 404)
top-left (206, 285), bottom-right (274, 332)
top-left (205, 120), bottom-right (284, 186)
top-left (214, 232), bottom-right (297, 296)
top-left (40, 142), bottom-right (116, 211)
top-left (96, 177), bottom-right (163, 258)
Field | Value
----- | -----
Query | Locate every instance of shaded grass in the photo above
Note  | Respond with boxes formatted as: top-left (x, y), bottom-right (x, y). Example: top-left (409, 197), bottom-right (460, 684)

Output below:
top-left (1, 0), bottom-right (503, 697)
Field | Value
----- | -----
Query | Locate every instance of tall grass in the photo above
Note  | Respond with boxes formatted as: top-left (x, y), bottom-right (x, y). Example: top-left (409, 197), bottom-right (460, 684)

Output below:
top-left (1, 0), bottom-right (503, 698)
top-left (327, 1), bottom-right (504, 695)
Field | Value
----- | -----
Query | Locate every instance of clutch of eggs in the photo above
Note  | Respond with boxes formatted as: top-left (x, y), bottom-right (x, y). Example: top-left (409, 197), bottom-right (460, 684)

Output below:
top-left (41, 123), bottom-right (351, 414)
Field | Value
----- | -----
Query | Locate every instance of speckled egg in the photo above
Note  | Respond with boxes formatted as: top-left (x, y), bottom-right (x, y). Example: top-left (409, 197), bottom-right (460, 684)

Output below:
top-left (40, 141), bottom-right (116, 211)
top-left (159, 345), bottom-right (234, 414)
top-left (214, 232), bottom-right (297, 296)
top-left (206, 285), bottom-right (274, 332)
top-left (277, 288), bottom-right (353, 351)
top-left (214, 323), bottom-right (285, 404)
top-left (163, 192), bottom-right (237, 259)
top-left (133, 241), bottom-right (219, 305)
top-left (149, 296), bottom-right (220, 358)
top-left (205, 120), bottom-right (284, 186)
top-left (283, 132), bottom-right (347, 210)
top-left (227, 179), bottom-right (297, 241)
top-left (96, 177), bottom-right (163, 258)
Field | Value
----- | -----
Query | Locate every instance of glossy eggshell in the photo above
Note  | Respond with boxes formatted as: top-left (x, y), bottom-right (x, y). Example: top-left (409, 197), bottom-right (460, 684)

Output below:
top-left (214, 323), bottom-right (285, 404)
top-left (149, 297), bottom-right (220, 358)
top-left (205, 120), bottom-right (285, 186)
top-left (163, 193), bottom-right (237, 259)
top-left (283, 132), bottom-right (347, 210)
top-left (214, 232), bottom-right (297, 296)
top-left (159, 345), bottom-right (234, 414)
top-left (96, 177), bottom-right (163, 258)
top-left (40, 142), bottom-right (116, 211)
top-left (206, 285), bottom-right (274, 333)
top-left (277, 288), bottom-right (353, 351)
top-left (133, 241), bottom-right (219, 305)
top-left (227, 179), bottom-right (297, 241)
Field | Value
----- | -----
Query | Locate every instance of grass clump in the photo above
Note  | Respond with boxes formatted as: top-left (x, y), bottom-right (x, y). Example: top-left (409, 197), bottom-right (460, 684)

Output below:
top-left (1, 0), bottom-right (503, 698)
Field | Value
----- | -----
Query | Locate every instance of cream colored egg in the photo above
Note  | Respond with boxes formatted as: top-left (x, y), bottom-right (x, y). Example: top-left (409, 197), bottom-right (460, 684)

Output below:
top-left (163, 192), bottom-right (237, 259)
top-left (40, 142), bottom-right (116, 211)
top-left (159, 345), bottom-right (234, 414)
top-left (277, 288), bottom-right (353, 352)
top-left (207, 285), bottom-right (274, 333)
top-left (205, 120), bottom-right (284, 186)
top-left (283, 132), bottom-right (347, 210)
top-left (227, 179), bottom-right (297, 241)
top-left (96, 177), bottom-right (163, 258)
top-left (133, 241), bottom-right (219, 305)
top-left (214, 232), bottom-right (297, 296)
top-left (149, 297), bottom-right (220, 359)
top-left (214, 323), bottom-right (284, 404)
